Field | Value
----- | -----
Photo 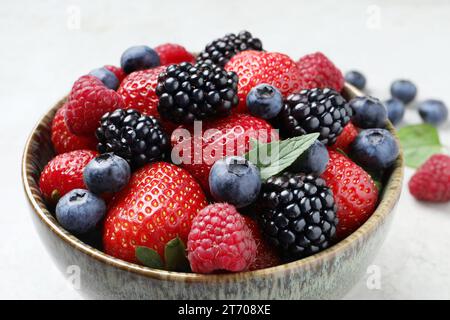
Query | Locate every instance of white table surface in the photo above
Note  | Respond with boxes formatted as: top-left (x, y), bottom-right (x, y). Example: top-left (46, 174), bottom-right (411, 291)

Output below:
top-left (1, 0), bottom-right (449, 299)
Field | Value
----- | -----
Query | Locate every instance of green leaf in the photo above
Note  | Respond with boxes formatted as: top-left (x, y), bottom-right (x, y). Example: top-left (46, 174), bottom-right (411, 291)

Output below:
top-left (136, 246), bottom-right (164, 269)
top-left (397, 124), bottom-right (444, 168)
top-left (335, 148), bottom-right (348, 157)
top-left (244, 133), bottom-right (319, 180)
top-left (164, 237), bottom-right (190, 272)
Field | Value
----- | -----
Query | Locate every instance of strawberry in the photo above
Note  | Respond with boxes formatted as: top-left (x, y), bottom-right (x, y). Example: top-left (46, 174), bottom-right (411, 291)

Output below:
top-left (171, 113), bottom-right (278, 192)
top-left (225, 50), bottom-right (304, 113)
top-left (154, 43), bottom-right (195, 65)
top-left (321, 150), bottom-right (379, 240)
top-left (329, 122), bottom-right (358, 154)
top-left (104, 65), bottom-right (126, 83)
top-left (65, 75), bottom-right (125, 135)
top-left (117, 66), bottom-right (177, 134)
top-left (296, 52), bottom-right (344, 92)
top-left (409, 154), bottom-right (450, 202)
top-left (51, 105), bottom-right (97, 154)
top-left (243, 216), bottom-right (281, 271)
top-left (39, 150), bottom-right (97, 204)
top-left (103, 162), bottom-right (208, 263)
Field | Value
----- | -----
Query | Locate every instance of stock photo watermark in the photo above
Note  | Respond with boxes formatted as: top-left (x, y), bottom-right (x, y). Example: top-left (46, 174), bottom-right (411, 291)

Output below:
top-left (66, 265), bottom-right (81, 290)
top-left (366, 5), bottom-right (381, 30)
top-left (366, 264), bottom-right (382, 290)
top-left (66, 5), bottom-right (81, 30)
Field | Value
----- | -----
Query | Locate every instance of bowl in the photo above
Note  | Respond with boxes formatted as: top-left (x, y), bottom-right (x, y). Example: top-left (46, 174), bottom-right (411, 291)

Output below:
top-left (22, 83), bottom-right (404, 299)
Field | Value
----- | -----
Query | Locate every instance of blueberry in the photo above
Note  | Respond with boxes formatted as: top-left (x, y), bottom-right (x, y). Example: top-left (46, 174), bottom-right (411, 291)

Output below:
top-left (56, 189), bottom-right (106, 234)
top-left (120, 45), bottom-right (160, 74)
top-left (209, 156), bottom-right (261, 208)
top-left (289, 141), bottom-right (329, 175)
top-left (418, 99), bottom-right (448, 126)
top-left (89, 67), bottom-right (120, 90)
top-left (384, 98), bottom-right (405, 126)
top-left (390, 79), bottom-right (417, 104)
top-left (351, 129), bottom-right (399, 170)
top-left (350, 96), bottom-right (387, 128)
top-left (83, 153), bottom-right (131, 194)
top-left (246, 84), bottom-right (283, 119)
top-left (345, 70), bottom-right (366, 90)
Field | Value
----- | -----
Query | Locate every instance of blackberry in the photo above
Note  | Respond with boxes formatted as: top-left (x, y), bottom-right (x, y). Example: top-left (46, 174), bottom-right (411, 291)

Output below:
top-left (274, 88), bottom-right (352, 145)
top-left (196, 30), bottom-right (263, 67)
top-left (258, 173), bottom-right (338, 261)
top-left (156, 62), bottom-right (239, 124)
top-left (95, 109), bottom-right (169, 168)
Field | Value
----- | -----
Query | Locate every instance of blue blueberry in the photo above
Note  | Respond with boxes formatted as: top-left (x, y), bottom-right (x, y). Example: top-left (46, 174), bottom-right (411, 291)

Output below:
top-left (289, 141), bottom-right (329, 175)
top-left (350, 96), bottom-right (387, 128)
top-left (89, 67), bottom-right (120, 90)
top-left (209, 156), bottom-right (261, 208)
top-left (418, 99), bottom-right (448, 126)
top-left (351, 129), bottom-right (399, 170)
top-left (120, 45), bottom-right (160, 74)
top-left (56, 189), bottom-right (106, 234)
top-left (83, 153), bottom-right (131, 194)
top-left (390, 79), bottom-right (417, 104)
top-left (246, 84), bottom-right (283, 119)
top-left (345, 70), bottom-right (366, 90)
top-left (384, 98), bottom-right (405, 126)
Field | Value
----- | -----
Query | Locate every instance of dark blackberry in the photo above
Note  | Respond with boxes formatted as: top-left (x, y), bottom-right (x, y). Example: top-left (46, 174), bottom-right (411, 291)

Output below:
top-left (156, 62), bottom-right (239, 124)
top-left (258, 172), bottom-right (338, 261)
top-left (95, 109), bottom-right (169, 168)
top-left (196, 30), bottom-right (263, 67)
top-left (274, 88), bottom-right (352, 145)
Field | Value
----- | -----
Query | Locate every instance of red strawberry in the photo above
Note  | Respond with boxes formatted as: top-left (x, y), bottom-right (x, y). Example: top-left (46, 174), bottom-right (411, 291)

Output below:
top-left (296, 52), bottom-right (344, 92)
top-left (187, 203), bottom-right (257, 273)
top-left (39, 150), bottom-right (97, 204)
top-left (171, 113), bottom-right (278, 191)
top-left (117, 66), bottom-right (177, 134)
top-left (65, 75), bottom-right (125, 135)
top-left (409, 154), bottom-right (450, 202)
top-left (243, 216), bottom-right (281, 271)
top-left (154, 43), bottom-right (195, 65)
top-left (51, 105), bottom-right (97, 154)
top-left (225, 50), bottom-right (304, 113)
top-left (329, 122), bottom-right (358, 154)
top-left (104, 65), bottom-right (126, 83)
top-left (321, 150), bottom-right (379, 240)
top-left (103, 162), bottom-right (208, 263)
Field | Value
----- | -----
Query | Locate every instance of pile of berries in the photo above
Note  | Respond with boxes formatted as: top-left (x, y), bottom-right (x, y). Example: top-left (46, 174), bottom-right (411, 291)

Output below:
top-left (38, 31), bottom-right (403, 274)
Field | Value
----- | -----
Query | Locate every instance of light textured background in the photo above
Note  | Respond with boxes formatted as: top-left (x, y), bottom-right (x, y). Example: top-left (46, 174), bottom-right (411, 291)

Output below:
top-left (1, 0), bottom-right (449, 299)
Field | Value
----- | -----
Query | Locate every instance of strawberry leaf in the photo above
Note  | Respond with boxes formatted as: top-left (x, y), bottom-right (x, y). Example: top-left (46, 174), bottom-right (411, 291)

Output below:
top-left (397, 124), bottom-right (444, 168)
top-left (244, 133), bottom-right (319, 180)
top-left (164, 237), bottom-right (190, 272)
top-left (136, 246), bottom-right (164, 270)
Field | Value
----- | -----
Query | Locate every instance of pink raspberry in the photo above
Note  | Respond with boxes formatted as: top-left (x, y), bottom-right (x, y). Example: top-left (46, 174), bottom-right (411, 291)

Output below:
top-left (296, 52), bottom-right (344, 92)
top-left (187, 203), bottom-right (257, 273)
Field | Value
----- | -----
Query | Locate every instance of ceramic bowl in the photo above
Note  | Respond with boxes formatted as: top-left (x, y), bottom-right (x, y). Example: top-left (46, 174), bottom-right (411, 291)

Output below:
top-left (22, 83), bottom-right (404, 299)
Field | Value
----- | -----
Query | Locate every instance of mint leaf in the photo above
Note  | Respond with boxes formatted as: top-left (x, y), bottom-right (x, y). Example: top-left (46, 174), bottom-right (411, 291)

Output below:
top-left (397, 124), bottom-right (443, 168)
top-left (244, 133), bottom-right (319, 180)
top-left (164, 237), bottom-right (190, 272)
top-left (136, 246), bottom-right (164, 269)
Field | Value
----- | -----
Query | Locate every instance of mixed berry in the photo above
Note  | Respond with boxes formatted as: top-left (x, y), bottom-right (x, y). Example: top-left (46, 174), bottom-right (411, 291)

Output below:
top-left (38, 31), bottom-right (409, 274)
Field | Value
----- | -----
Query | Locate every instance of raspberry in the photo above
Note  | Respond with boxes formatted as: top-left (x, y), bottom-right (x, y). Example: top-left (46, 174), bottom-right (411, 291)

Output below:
top-left (296, 52), bottom-right (344, 92)
top-left (51, 105), bottom-right (97, 154)
top-left (187, 203), bottom-right (257, 273)
top-left (244, 217), bottom-right (281, 271)
top-left (154, 43), bottom-right (195, 65)
top-left (409, 154), bottom-right (450, 202)
top-left (65, 75), bottom-right (125, 135)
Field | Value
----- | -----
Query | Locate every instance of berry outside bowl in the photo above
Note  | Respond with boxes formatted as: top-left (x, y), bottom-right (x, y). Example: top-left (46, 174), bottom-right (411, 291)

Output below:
top-left (22, 83), bottom-right (404, 300)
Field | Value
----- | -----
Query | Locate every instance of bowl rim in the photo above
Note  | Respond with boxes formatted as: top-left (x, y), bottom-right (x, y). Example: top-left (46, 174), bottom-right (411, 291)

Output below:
top-left (22, 83), bottom-right (404, 283)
